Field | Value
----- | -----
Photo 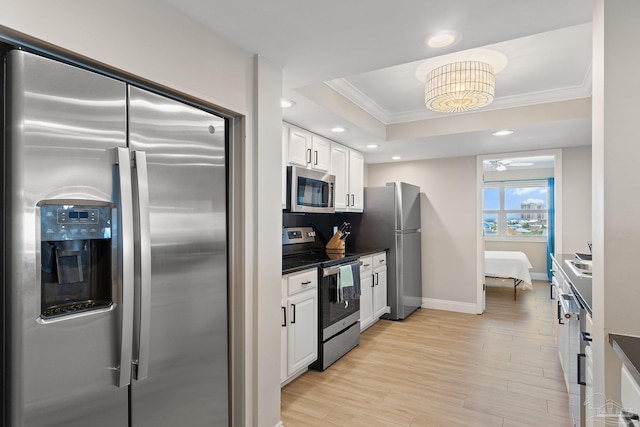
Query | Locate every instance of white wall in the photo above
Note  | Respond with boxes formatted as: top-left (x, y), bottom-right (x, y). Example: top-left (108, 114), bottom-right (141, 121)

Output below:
top-left (368, 157), bottom-right (478, 309)
top-left (2, 3), bottom-right (283, 426)
top-left (593, 0), bottom-right (640, 403)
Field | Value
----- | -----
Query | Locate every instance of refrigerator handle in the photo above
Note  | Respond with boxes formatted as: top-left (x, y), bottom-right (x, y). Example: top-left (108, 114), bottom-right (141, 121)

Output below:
top-left (133, 150), bottom-right (151, 381)
top-left (115, 147), bottom-right (134, 387)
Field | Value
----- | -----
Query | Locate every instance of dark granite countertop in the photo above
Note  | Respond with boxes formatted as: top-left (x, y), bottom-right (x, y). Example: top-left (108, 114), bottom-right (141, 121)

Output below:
top-left (282, 247), bottom-right (387, 275)
top-left (551, 253), bottom-right (593, 316)
top-left (609, 334), bottom-right (640, 386)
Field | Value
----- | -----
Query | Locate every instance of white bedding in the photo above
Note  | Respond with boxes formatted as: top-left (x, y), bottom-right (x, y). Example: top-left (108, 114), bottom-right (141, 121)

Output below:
top-left (484, 251), bottom-right (533, 290)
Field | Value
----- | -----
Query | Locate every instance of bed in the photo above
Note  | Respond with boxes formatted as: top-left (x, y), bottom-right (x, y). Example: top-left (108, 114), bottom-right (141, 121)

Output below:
top-left (484, 251), bottom-right (533, 299)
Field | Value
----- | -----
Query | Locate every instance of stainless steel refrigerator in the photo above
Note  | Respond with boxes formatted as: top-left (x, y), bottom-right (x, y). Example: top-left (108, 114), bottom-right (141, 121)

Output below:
top-left (356, 182), bottom-right (422, 320)
top-left (2, 50), bottom-right (229, 426)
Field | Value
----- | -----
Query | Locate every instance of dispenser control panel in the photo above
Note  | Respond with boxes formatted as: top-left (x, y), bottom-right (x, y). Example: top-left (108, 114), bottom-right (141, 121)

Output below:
top-left (40, 203), bottom-right (112, 241)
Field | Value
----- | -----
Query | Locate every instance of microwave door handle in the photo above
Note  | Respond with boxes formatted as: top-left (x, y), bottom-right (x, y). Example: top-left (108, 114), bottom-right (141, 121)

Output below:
top-left (115, 147), bottom-right (134, 387)
top-left (133, 150), bottom-right (151, 381)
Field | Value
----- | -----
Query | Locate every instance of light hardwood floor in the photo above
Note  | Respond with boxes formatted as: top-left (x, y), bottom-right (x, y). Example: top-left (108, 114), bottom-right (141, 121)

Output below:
top-left (280, 280), bottom-right (571, 427)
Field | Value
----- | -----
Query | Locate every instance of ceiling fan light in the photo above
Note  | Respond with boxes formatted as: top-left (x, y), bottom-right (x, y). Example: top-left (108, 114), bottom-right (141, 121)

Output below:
top-left (424, 61), bottom-right (495, 113)
top-left (496, 164), bottom-right (507, 172)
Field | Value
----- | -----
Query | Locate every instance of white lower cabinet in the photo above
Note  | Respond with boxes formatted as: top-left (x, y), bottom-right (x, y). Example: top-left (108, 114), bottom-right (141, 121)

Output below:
top-left (281, 268), bottom-right (318, 385)
top-left (359, 251), bottom-right (388, 331)
top-left (359, 256), bottom-right (373, 330)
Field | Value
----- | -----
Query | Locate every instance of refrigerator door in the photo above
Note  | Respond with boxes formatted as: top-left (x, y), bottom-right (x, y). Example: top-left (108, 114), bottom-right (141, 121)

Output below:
top-left (128, 87), bottom-right (229, 426)
top-left (394, 230), bottom-right (423, 319)
top-left (4, 50), bottom-right (129, 426)
top-left (393, 182), bottom-right (421, 232)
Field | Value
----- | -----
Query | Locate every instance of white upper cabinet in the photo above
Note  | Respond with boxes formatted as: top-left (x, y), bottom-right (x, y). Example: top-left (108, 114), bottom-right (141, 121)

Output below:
top-left (330, 144), bottom-right (349, 211)
top-left (285, 125), bottom-right (330, 172)
top-left (287, 127), bottom-right (312, 167)
top-left (311, 135), bottom-right (331, 172)
top-left (330, 143), bottom-right (364, 212)
top-left (348, 150), bottom-right (364, 212)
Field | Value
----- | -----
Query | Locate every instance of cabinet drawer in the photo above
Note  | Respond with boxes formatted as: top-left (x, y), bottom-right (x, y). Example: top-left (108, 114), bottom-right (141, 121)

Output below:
top-left (359, 256), bottom-right (373, 273)
top-left (373, 252), bottom-right (386, 267)
top-left (287, 269), bottom-right (318, 295)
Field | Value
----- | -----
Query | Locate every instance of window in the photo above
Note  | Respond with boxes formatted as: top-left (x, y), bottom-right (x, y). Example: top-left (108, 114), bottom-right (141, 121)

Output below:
top-left (483, 180), bottom-right (549, 240)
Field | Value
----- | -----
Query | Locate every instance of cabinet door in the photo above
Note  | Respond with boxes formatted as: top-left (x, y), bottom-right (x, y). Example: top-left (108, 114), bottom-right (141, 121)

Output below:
top-left (330, 144), bottom-right (349, 211)
top-left (288, 127), bottom-right (312, 167)
top-left (348, 150), bottom-right (364, 212)
top-left (311, 135), bottom-right (331, 172)
top-left (359, 272), bottom-right (374, 331)
top-left (287, 290), bottom-right (318, 375)
top-left (373, 266), bottom-right (387, 318)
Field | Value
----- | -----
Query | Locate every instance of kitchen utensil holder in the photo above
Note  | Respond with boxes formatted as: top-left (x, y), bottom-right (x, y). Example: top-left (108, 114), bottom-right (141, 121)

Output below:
top-left (325, 231), bottom-right (345, 255)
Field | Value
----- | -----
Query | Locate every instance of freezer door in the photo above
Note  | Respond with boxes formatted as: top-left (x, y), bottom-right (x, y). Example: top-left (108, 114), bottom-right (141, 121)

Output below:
top-left (4, 50), bottom-right (129, 426)
top-left (128, 87), bottom-right (229, 426)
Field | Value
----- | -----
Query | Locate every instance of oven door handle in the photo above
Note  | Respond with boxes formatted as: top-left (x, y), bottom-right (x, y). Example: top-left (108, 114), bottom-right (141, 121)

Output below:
top-left (323, 262), bottom-right (359, 277)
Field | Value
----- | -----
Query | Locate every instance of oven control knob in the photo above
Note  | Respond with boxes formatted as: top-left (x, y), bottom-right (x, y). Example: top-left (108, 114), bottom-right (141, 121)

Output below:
top-left (307, 231), bottom-right (316, 237)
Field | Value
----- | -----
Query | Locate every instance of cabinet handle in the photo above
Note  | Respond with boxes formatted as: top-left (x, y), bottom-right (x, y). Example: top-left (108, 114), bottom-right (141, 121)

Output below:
top-left (379, 259), bottom-right (384, 263)
top-left (281, 306), bottom-right (286, 327)
top-left (346, 194), bottom-right (350, 206)
top-left (549, 282), bottom-right (556, 300)
top-left (581, 331), bottom-right (593, 342)
top-left (364, 264), bottom-right (370, 267)
top-left (301, 281), bottom-right (311, 285)
top-left (375, 272), bottom-right (379, 286)
top-left (371, 274), bottom-right (375, 287)
top-left (577, 353), bottom-right (586, 386)
top-left (351, 194), bottom-right (355, 206)
top-left (557, 301), bottom-right (564, 325)
top-left (622, 411), bottom-right (640, 427)
top-left (314, 150), bottom-right (318, 166)
top-left (291, 304), bottom-right (296, 324)
top-left (306, 148), bottom-right (312, 164)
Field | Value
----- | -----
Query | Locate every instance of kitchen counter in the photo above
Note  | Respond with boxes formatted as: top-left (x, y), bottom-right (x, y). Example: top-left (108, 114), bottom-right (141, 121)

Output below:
top-left (282, 247), bottom-right (387, 275)
top-left (551, 253), bottom-right (593, 316)
top-left (609, 334), bottom-right (640, 386)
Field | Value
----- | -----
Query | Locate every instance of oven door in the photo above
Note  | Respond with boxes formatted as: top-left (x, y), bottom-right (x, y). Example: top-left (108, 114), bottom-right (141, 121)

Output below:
top-left (320, 262), bottom-right (360, 341)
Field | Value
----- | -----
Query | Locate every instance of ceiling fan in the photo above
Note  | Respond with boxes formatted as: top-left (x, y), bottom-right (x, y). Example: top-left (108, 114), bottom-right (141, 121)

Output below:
top-left (490, 159), bottom-right (535, 171)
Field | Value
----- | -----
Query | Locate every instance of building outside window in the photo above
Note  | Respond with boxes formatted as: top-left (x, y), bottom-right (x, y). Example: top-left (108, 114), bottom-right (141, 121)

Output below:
top-left (483, 180), bottom-right (549, 240)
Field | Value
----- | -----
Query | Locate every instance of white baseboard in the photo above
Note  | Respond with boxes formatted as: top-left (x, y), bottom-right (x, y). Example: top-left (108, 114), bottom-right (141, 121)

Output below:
top-left (274, 422), bottom-right (284, 427)
top-left (421, 298), bottom-right (478, 314)
top-left (531, 272), bottom-right (550, 281)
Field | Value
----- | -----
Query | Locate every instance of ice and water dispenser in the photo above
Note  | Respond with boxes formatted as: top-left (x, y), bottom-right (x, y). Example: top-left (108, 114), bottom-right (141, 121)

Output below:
top-left (39, 201), bottom-right (114, 319)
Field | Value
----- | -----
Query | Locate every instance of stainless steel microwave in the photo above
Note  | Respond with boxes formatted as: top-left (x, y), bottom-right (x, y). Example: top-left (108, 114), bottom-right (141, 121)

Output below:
top-left (286, 166), bottom-right (335, 213)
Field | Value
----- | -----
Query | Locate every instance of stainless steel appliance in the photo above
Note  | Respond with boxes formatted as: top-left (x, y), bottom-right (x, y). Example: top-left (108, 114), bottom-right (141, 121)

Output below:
top-left (353, 182), bottom-right (422, 320)
top-left (282, 226), bottom-right (360, 371)
top-left (2, 50), bottom-right (228, 426)
top-left (311, 260), bottom-right (361, 371)
top-left (285, 165), bottom-right (335, 213)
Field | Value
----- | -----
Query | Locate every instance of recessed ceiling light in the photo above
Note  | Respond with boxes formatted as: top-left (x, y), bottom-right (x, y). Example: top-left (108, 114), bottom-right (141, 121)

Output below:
top-left (492, 130), bottom-right (514, 136)
top-left (391, 156), bottom-right (402, 160)
top-left (331, 126), bottom-right (347, 133)
top-left (366, 144), bottom-right (379, 149)
top-left (281, 99), bottom-right (296, 108)
top-left (426, 31), bottom-right (460, 48)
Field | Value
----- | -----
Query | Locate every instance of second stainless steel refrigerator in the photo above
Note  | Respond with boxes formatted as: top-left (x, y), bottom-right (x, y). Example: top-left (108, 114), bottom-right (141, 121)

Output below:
top-left (355, 182), bottom-right (422, 320)
top-left (3, 49), bottom-right (228, 426)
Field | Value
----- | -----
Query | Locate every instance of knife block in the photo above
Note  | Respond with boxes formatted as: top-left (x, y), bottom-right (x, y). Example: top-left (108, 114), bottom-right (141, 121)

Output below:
top-left (325, 231), bottom-right (345, 255)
